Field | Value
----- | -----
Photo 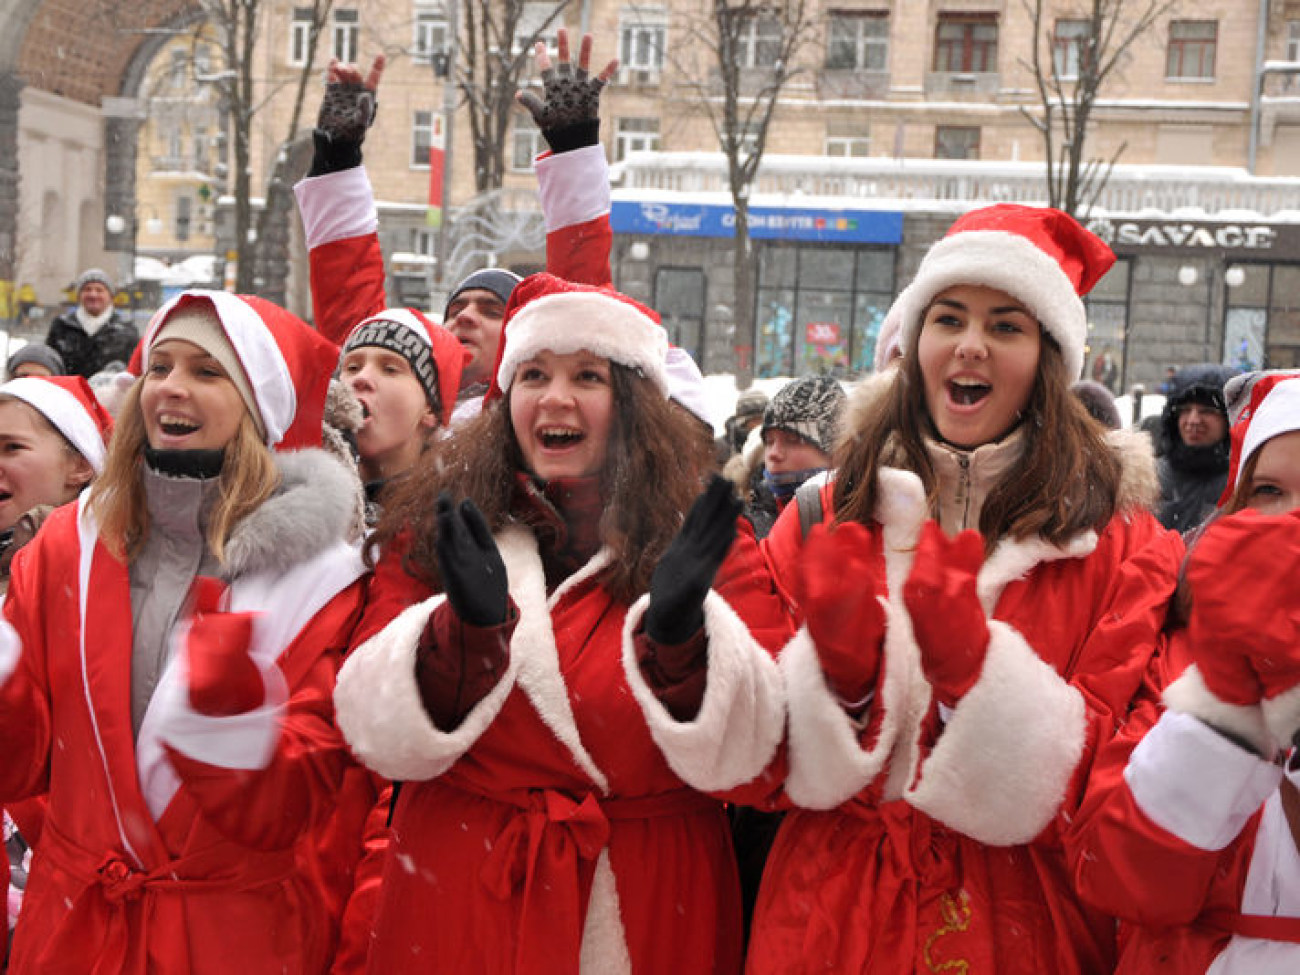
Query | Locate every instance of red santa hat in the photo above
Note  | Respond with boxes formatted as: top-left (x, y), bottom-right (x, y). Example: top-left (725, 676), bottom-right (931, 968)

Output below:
top-left (890, 204), bottom-right (1115, 380)
top-left (1219, 369), bottom-right (1300, 502)
top-left (0, 375), bottom-right (114, 473)
top-left (141, 290), bottom-right (340, 451)
top-left (488, 273), bottom-right (669, 399)
top-left (342, 307), bottom-right (470, 423)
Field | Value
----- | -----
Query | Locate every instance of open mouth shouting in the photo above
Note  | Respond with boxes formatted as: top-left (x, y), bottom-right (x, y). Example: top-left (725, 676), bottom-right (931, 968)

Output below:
top-left (158, 413), bottom-right (202, 439)
top-left (947, 377), bottom-right (992, 408)
top-left (537, 425), bottom-right (585, 450)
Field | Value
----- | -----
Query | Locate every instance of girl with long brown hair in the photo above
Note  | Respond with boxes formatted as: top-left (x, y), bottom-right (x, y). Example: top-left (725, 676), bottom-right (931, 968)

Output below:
top-left (334, 273), bottom-right (790, 973)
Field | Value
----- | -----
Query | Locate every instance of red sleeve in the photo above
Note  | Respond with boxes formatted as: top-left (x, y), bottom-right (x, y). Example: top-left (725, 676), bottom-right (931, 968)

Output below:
top-left (546, 214), bottom-right (612, 288)
top-left (329, 781), bottom-right (395, 975)
top-left (352, 537), bottom-right (435, 648)
top-left (310, 234), bottom-right (388, 346)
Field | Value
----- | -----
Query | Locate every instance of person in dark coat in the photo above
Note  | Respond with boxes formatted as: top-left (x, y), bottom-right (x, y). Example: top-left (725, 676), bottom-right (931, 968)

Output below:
top-left (1156, 363), bottom-right (1238, 533)
top-left (42, 269), bottom-right (139, 378)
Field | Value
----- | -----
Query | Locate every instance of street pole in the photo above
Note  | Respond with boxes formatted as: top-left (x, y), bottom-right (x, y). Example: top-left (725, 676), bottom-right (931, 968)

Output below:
top-left (435, 0), bottom-right (460, 304)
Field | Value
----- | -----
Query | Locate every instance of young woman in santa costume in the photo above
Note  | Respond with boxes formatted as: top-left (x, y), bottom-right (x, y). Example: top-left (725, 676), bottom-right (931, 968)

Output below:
top-left (0, 375), bottom-right (113, 966)
top-left (0, 290), bottom-right (368, 975)
top-left (644, 205), bottom-right (1183, 973)
top-left (1069, 369), bottom-right (1300, 974)
top-left (332, 272), bottom-right (790, 973)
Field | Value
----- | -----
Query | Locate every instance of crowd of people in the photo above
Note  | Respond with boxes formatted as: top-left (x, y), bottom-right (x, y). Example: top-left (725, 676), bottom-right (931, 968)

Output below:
top-left (1, 30), bottom-right (1299, 975)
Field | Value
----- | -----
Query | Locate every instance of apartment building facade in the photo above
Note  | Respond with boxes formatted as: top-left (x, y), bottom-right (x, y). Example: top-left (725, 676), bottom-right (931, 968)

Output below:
top-left (137, 0), bottom-right (1300, 386)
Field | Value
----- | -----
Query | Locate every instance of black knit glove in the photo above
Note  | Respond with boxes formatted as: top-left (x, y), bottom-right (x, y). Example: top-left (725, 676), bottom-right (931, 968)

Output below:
top-left (435, 493), bottom-right (509, 627)
top-left (516, 30), bottom-right (614, 154)
top-left (308, 58), bottom-right (383, 177)
top-left (644, 476), bottom-right (741, 645)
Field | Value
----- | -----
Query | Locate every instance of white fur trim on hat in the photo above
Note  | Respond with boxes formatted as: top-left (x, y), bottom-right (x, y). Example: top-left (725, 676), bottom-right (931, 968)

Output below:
top-left (352, 308), bottom-right (434, 349)
top-left (664, 347), bottom-right (717, 430)
top-left (891, 230), bottom-right (1089, 380)
top-left (2, 377), bottom-right (107, 473)
top-left (1236, 378), bottom-right (1300, 488)
top-left (144, 290), bottom-right (296, 447)
top-left (496, 291), bottom-right (669, 395)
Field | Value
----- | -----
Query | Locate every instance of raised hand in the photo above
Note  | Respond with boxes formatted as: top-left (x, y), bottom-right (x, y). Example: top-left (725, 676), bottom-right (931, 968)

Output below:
top-left (903, 522), bottom-right (990, 706)
top-left (435, 493), bottom-right (509, 627)
top-left (644, 475), bottom-right (741, 645)
top-left (516, 28), bottom-right (618, 152)
top-left (793, 520), bottom-right (887, 705)
top-left (184, 577), bottom-right (264, 717)
top-left (318, 55), bottom-right (385, 144)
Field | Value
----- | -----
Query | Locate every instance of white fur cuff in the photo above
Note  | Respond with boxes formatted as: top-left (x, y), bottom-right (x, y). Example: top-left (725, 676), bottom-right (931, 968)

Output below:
top-left (782, 623), bottom-right (897, 809)
top-left (0, 617), bottom-right (20, 688)
top-left (905, 621), bottom-right (1086, 845)
top-left (1163, 665), bottom-right (1274, 758)
top-left (621, 591), bottom-right (784, 792)
top-left (155, 657), bottom-right (290, 770)
top-left (1262, 683), bottom-right (1300, 754)
top-left (334, 595), bottom-right (518, 782)
top-left (537, 144), bottom-right (609, 232)
top-left (1125, 710), bottom-right (1281, 851)
top-left (294, 166), bottom-right (379, 249)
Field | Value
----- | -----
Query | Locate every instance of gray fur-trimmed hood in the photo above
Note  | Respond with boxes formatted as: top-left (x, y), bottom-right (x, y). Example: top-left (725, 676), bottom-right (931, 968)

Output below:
top-left (222, 448), bottom-right (363, 579)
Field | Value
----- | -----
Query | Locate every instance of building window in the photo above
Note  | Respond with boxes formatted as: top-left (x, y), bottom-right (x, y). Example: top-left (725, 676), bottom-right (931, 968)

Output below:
top-left (413, 7), bottom-right (448, 62)
top-left (513, 2), bottom-right (562, 56)
top-left (619, 7), bottom-right (666, 73)
top-left (934, 14), bottom-right (997, 73)
top-left (735, 13), bottom-right (783, 69)
top-left (412, 110), bottom-right (433, 168)
top-left (1082, 260), bottom-right (1129, 393)
top-left (935, 125), bottom-right (980, 159)
top-left (1288, 20), bottom-right (1300, 61)
top-left (175, 195), bottom-right (192, 242)
top-left (332, 8), bottom-right (360, 64)
top-left (756, 245), bottom-right (895, 377)
top-left (1166, 20), bottom-right (1216, 80)
top-left (408, 226), bottom-right (437, 256)
top-left (289, 8), bottom-right (315, 66)
top-left (511, 119), bottom-right (545, 171)
top-left (654, 268), bottom-right (707, 363)
top-left (1224, 263), bottom-right (1300, 371)
top-left (825, 12), bottom-right (887, 71)
top-left (614, 117), bottom-right (660, 162)
top-left (825, 121), bottom-right (870, 157)
top-left (1052, 19), bottom-right (1090, 79)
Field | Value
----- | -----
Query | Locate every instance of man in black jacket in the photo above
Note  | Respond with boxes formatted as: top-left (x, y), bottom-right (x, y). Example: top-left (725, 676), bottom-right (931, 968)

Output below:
top-left (1156, 363), bottom-right (1237, 533)
top-left (43, 269), bottom-right (139, 378)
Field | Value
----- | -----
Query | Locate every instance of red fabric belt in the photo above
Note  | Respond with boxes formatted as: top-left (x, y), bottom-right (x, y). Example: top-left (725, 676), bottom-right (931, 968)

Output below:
top-left (30, 817), bottom-right (296, 974)
top-left (470, 785), bottom-right (720, 975)
top-left (1229, 912), bottom-right (1300, 944)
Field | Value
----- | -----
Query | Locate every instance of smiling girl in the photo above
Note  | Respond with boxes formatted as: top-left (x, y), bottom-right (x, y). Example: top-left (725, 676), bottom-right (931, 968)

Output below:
top-left (725, 205), bottom-right (1184, 973)
top-left (0, 291), bottom-right (367, 974)
top-left (333, 273), bottom-right (789, 972)
top-left (1070, 370), bottom-right (1300, 974)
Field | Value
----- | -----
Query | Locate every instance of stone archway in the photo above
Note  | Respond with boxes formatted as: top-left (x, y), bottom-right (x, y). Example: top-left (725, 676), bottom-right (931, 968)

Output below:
top-left (0, 0), bottom-right (202, 302)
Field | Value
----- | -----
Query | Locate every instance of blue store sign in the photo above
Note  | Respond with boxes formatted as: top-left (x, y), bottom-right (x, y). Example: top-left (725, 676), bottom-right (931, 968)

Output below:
top-left (611, 200), bottom-right (903, 244)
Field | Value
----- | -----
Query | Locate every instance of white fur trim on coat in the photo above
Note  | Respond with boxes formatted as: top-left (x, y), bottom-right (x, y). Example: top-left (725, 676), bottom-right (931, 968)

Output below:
top-left (335, 593), bottom-right (519, 781)
top-left (0, 616), bottom-right (20, 687)
top-left (621, 590), bottom-right (784, 792)
top-left (293, 166), bottom-right (379, 249)
top-left (537, 144), bottom-right (610, 233)
top-left (1125, 710), bottom-right (1282, 852)
top-left (904, 620), bottom-right (1087, 845)
top-left (1164, 664), bottom-right (1275, 759)
top-left (891, 229), bottom-right (1088, 380)
top-left (1262, 683), bottom-right (1300, 755)
top-left (579, 851), bottom-right (633, 974)
top-left (495, 292), bottom-right (669, 396)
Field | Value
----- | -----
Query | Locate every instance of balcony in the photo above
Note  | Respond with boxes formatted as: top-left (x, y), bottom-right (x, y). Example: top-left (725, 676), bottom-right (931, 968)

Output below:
top-left (610, 153), bottom-right (1300, 220)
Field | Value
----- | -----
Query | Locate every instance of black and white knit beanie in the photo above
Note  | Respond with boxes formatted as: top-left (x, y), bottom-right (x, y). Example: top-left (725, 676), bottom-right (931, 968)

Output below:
top-left (342, 309), bottom-right (443, 417)
top-left (762, 375), bottom-right (847, 456)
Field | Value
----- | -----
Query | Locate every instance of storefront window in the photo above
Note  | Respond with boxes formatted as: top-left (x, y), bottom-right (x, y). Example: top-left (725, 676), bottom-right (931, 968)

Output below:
top-left (755, 245), bottom-right (895, 378)
top-left (653, 267), bottom-right (707, 363)
top-left (1082, 259), bottom-right (1130, 393)
top-left (1224, 263), bottom-right (1300, 370)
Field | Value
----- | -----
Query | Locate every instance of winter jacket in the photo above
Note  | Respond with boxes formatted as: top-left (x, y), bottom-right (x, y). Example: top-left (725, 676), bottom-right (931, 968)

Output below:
top-left (733, 402), bottom-right (1183, 974)
top-left (333, 508), bottom-right (791, 973)
top-left (0, 449), bottom-right (366, 975)
top-left (1069, 630), bottom-right (1300, 974)
top-left (1156, 364), bottom-right (1237, 533)
top-left (44, 309), bottom-right (139, 379)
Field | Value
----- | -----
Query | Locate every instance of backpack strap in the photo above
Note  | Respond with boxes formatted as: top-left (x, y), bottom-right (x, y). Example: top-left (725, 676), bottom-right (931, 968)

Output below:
top-left (795, 479), bottom-right (824, 539)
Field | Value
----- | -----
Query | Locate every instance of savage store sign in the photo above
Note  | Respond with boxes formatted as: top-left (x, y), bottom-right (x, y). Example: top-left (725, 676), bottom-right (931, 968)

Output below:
top-left (1086, 217), bottom-right (1300, 260)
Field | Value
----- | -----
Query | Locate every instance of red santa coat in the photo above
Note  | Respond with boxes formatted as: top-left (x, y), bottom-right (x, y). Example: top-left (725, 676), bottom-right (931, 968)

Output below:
top-left (0, 456), bottom-right (366, 975)
top-left (746, 459), bottom-right (1183, 975)
top-left (1069, 632), bottom-right (1300, 974)
top-left (293, 144), bottom-right (612, 347)
top-left (333, 520), bottom-right (790, 973)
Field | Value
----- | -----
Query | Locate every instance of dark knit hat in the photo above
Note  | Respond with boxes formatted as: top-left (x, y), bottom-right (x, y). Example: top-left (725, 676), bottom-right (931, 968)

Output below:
top-left (443, 268), bottom-right (522, 319)
top-left (762, 375), bottom-right (847, 456)
top-left (342, 310), bottom-right (444, 418)
top-left (733, 388), bottom-right (769, 421)
top-left (75, 268), bottom-right (114, 294)
top-left (1070, 379), bottom-right (1121, 430)
top-left (6, 343), bottom-right (66, 379)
